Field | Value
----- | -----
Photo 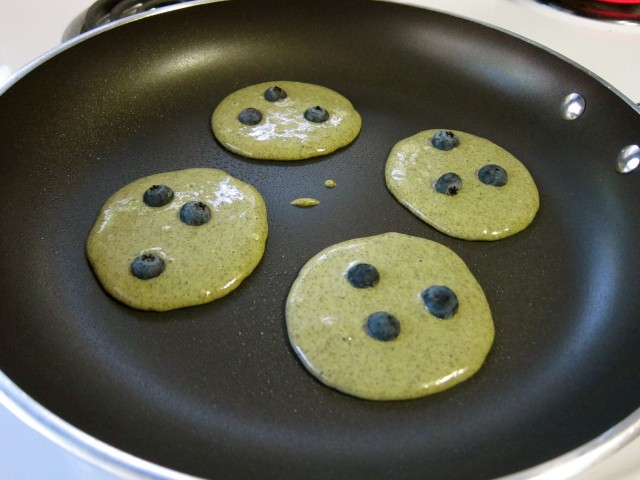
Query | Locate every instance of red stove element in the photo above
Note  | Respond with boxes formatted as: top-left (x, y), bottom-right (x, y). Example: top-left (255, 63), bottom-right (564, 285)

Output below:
top-left (537, 0), bottom-right (640, 21)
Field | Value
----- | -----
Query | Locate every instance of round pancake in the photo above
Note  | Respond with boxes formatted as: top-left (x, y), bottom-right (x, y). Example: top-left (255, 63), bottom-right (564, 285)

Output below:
top-left (286, 232), bottom-right (494, 401)
top-left (86, 168), bottom-right (268, 311)
top-left (211, 81), bottom-right (361, 160)
top-left (385, 129), bottom-right (539, 241)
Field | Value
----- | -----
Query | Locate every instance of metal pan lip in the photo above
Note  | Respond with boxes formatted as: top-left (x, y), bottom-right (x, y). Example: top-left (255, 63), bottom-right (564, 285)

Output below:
top-left (2, 0), bottom-right (639, 111)
top-left (4, 353), bottom-right (640, 480)
top-left (0, 0), bottom-right (222, 97)
top-left (1, 0), bottom-right (639, 478)
top-left (0, 370), bottom-right (201, 480)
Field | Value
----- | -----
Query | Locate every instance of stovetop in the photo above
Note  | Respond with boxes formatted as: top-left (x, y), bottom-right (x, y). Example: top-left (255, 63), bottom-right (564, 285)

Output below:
top-left (1, 1), bottom-right (639, 479)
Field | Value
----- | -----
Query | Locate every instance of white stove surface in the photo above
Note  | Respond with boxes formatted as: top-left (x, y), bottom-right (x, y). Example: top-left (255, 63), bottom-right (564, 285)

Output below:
top-left (1, 1), bottom-right (639, 479)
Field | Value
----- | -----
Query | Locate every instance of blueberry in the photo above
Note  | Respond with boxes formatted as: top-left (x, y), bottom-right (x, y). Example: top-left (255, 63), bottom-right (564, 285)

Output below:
top-left (264, 85), bottom-right (287, 102)
top-left (130, 253), bottom-right (165, 280)
top-left (431, 130), bottom-right (460, 151)
top-left (143, 184), bottom-right (174, 207)
top-left (238, 107), bottom-right (262, 125)
top-left (346, 263), bottom-right (380, 288)
top-left (477, 164), bottom-right (508, 187)
top-left (304, 106), bottom-right (329, 123)
top-left (434, 172), bottom-right (462, 196)
top-left (422, 285), bottom-right (459, 319)
top-left (366, 311), bottom-right (401, 342)
top-left (179, 201), bottom-right (211, 226)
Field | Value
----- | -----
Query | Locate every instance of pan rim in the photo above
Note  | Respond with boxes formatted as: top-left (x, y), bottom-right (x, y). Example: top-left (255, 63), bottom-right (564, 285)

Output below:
top-left (3, 366), bottom-right (640, 480)
top-left (2, 0), bottom-right (638, 112)
top-left (1, 0), bottom-right (639, 478)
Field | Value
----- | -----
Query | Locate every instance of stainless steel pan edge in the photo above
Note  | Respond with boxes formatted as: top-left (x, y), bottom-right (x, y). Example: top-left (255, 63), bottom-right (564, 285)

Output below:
top-left (3, 364), bottom-right (640, 480)
top-left (2, 0), bottom-right (640, 113)
top-left (1, 1), bottom-right (639, 479)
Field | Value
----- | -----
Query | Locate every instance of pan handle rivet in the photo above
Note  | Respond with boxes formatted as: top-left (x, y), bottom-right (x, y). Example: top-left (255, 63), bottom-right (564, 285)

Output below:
top-left (616, 145), bottom-right (640, 174)
top-left (561, 93), bottom-right (585, 120)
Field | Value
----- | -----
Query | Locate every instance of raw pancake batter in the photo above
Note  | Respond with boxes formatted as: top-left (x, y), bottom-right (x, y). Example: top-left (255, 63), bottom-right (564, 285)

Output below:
top-left (385, 129), bottom-right (539, 240)
top-left (211, 81), bottom-right (361, 160)
top-left (286, 232), bottom-right (494, 400)
top-left (87, 168), bottom-right (268, 311)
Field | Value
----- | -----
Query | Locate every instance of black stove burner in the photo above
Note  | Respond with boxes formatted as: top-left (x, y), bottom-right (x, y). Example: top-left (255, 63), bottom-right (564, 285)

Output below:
top-left (81, 0), bottom-right (192, 32)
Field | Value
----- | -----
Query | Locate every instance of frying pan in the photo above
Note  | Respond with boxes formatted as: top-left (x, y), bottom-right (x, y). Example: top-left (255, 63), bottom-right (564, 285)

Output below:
top-left (1, 0), bottom-right (640, 478)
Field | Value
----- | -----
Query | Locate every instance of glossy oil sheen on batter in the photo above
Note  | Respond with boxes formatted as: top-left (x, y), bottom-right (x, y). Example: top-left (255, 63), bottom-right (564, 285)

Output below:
top-left (386, 129), bottom-right (539, 240)
top-left (211, 81), bottom-right (362, 160)
top-left (87, 168), bottom-right (268, 311)
top-left (286, 232), bottom-right (494, 401)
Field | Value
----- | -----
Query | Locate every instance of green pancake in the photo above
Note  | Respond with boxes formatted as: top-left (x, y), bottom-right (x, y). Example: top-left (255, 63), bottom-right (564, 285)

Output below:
top-left (212, 81), bottom-right (361, 160)
top-left (286, 232), bottom-right (494, 401)
top-left (386, 129), bottom-right (539, 241)
top-left (87, 168), bottom-right (268, 311)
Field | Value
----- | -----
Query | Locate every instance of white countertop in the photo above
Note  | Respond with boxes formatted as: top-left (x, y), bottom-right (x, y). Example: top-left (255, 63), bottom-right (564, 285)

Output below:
top-left (1, 1), bottom-right (639, 479)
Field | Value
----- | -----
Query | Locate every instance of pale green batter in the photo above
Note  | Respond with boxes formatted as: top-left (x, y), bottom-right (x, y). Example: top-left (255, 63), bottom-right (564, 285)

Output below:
top-left (290, 198), bottom-right (320, 208)
top-left (211, 81), bottom-right (361, 160)
top-left (86, 168), bottom-right (268, 311)
top-left (386, 129), bottom-right (539, 241)
top-left (286, 232), bottom-right (494, 401)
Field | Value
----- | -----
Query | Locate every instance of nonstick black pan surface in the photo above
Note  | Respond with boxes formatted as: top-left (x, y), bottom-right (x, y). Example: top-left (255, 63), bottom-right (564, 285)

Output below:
top-left (1, 1), bottom-right (640, 478)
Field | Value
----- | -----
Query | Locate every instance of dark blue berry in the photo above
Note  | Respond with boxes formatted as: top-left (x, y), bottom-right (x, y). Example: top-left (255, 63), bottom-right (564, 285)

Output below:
top-left (477, 164), bottom-right (508, 187)
top-left (366, 312), bottom-right (401, 341)
top-left (264, 85), bottom-right (287, 102)
top-left (238, 108), bottom-right (262, 125)
top-left (346, 263), bottom-right (380, 288)
top-left (131, 253), bottom-right (165, 280)
top-left (179, 201), bottom-right (211, 226)
top-left (143, 184), bottom-right (174, 207)
top-left (422, 286), bottom-right (459, 319)
top-left (434, 172), bottom-right (462, 196)
top-left (304, 106), bottom-right (329, 123)
top-left (431, 130), bottom-right (460, 151)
